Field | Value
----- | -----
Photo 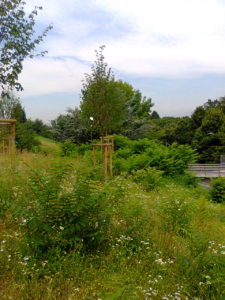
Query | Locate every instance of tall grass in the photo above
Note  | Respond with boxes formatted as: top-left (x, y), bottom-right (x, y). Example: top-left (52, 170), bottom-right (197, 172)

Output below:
top-left (0, 152), bottom-right (224, 299)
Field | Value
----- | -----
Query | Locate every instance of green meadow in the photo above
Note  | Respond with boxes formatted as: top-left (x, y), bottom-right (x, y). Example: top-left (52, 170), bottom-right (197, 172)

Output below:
top-left (0, 137), bottom-right (224, 300)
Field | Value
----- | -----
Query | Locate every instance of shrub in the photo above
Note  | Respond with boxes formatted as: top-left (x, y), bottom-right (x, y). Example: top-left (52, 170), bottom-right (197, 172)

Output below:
top-left (115, 147), bottom-right (133, 159)
top-left (132, 167), bottom-right (163, 191)
top-left (131, 138), bottom-right (153, 154)
top-left (128, 153), bottom-right (151, 171)
top-left (173, 173), bottom-right (199, 187)
top-left (113, 135), bottom-right (131, 150)
top-left (61, 140), bottom-right (77, 157)
top-left (158, 144), bottom-right (197, 175)
top-left (113, 136), bottom-right (197, 176)
top-left (16, 122), bottom-right (40, 152)
top-left (159, 195), bottom-right (195, 236)
top-left (113, 158), bottom-right (130, 175)
top-left (210, 177), bottom-right (225, 203)
top-left (22, 163), bottom-right (111, 259)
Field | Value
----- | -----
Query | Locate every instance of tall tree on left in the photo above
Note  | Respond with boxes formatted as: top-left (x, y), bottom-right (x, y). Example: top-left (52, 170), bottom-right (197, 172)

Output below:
top-left (0, 0), bottom-right (52, 93)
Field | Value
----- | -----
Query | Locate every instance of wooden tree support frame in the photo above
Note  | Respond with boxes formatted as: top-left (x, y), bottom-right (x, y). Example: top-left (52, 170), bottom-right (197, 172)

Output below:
top-left (0, 119), bottom-right (16, 155)
top-left (92, 136), bottom-right (114, 180)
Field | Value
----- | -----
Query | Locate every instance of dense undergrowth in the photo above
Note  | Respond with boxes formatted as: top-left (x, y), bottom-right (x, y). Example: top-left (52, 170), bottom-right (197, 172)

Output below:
top-left (0, 148), bottom-right (225, 299)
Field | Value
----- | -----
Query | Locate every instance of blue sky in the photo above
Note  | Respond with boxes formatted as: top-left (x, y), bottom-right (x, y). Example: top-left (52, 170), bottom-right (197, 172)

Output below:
top-left (19, 0), bottom-right (225, 122)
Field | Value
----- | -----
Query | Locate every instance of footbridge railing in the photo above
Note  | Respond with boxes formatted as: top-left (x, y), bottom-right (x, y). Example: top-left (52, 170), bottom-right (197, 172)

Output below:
top-left (188, 164), bottom-right (225, 178)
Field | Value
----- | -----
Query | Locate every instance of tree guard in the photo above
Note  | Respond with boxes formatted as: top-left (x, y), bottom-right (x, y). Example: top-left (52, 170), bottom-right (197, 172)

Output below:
top-left (92, 136), bottom-right (114, 180)
top-left (0, 119), bottom-right (16, 154)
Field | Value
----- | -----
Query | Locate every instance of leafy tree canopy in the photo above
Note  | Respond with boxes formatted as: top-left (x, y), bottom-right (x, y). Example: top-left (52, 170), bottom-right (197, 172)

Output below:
top-left (0, 0), bottom-right (52, 93)
top-left (80, 46), bottom-right (127, 136)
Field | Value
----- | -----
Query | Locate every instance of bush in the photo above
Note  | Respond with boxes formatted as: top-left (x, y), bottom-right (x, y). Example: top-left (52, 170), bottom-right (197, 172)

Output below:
top-left (61, 140), bottom-right (78, 157)
top-left (22, 163), bottom-right (111, 259)
top-left (113, 137), bottom-right (197, 176)
top-left (113, 135), bottom-right (131, 150)
top-left (172, 173), bottom-right (199, 187)
top-left (157, 144), bottom-right (197, 175)
top-left (16, 123), bottom-right (40, 152)
top-left (115, 147), bottom-right (133, 159)
top-left (128, 153), bottom-right (151, 171)
top-left (113, 157), bottom-right (130, 175)
top-left (131, 138), bottom-right (153, 154)
top-left (132, 167), bottom-right (163, 191)
top-left (210, 177), bottom-right (225, 203)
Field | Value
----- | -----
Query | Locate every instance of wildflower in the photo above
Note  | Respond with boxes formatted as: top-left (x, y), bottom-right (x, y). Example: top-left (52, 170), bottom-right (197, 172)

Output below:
top-left (42, 260), bottom-right (48, 267)
top-left (155, 258), bottom-right (165, 265)
top-left (23, 256), bottom-right (29, 261)
top-left (59, 226), bottom-right (64, 230)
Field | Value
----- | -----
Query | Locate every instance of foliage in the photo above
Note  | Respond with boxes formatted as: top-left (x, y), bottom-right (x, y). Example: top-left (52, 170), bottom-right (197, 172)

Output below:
top-left (210, 177), bottom-right (225, 203)
top-left (0, 0), bottom-right (52, 92)
top-left (23, 163), bottom-right (111, 258)
top-left (132, 167), bottom-right (163, 191)
top-left (151, 110), bottom-right (160, 119)
top-left (113, 136), bottom-right (197, 175)
top-left (0, 91), bottom-right (42, 152)
top-left (144, 97), bottom-right (225, 164)
top-left (61, 140), bottom-right (78, 157)
top-left (80, 46), bottom-right (126, 136)
top-left (0, 153), bottom-right (225, 299)
top-left (121, 88), bottom-right (154, 139)
top-left (0, 90), bottom-right (21, 118)
top-left (61, 140), bottom-right (92, 158)
top-left (30, 119), bottom-right (52, 138)
top-left (51, 108), bottom-right (92, 144)
top-left (16, 122), bottom-right (40, 151)
top-left (159, 195), bottom-right (195, 236)
top-left (192, 107), bottom-right (225, 162)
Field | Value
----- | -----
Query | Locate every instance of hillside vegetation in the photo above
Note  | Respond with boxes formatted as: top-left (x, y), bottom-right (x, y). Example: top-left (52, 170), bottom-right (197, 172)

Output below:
top-left (35, 136), bottom-right (62, 156)
top-left (0, 143), bottom-right (225, 299)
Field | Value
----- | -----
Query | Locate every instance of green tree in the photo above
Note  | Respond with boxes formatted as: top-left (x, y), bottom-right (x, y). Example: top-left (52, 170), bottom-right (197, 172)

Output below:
top-left (0, 0), bottom-right (52, 92)
top-left (80, 46), bottom-right (126, 136)
top-left (192, 108), bottom-right (225, 162)
top-left (151, 110), bottom-right (160, 119)
top-left (0, 89), bottom-right (20, 118)
top-left (16, 122), bottom-right (39, 152)
top-left (30, 118), bottom-right (51, 138)
top-left (191, 106), bottom-right (206, 129)
top-left (117, 83), bottom-right (154, 139)
top-left (11, 102), bottom-right (26, 122)
top-left (51, 108), bottom-right (92, 144)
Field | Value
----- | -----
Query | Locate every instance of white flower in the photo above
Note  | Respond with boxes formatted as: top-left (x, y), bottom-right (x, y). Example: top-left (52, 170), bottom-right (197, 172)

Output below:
top-left (59, 226), bottom-right (64, 230)
top-left (155, 258), bottom-right (165, 265)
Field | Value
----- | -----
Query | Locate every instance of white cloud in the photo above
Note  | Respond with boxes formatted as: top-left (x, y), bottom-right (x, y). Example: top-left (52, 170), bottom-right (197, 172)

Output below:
top-left (91, 0), bottom-right (225, 77)
top-left (20, 0), bottom-right (225, 98)
top-left (20, 57), bottom-right (89, 97)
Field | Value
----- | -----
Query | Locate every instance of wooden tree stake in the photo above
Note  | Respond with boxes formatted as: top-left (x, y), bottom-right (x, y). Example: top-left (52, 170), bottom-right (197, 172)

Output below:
top-left (92, 136), bottom-right (114, 180)
top-left (0, 119), bottom-right (16, 155)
